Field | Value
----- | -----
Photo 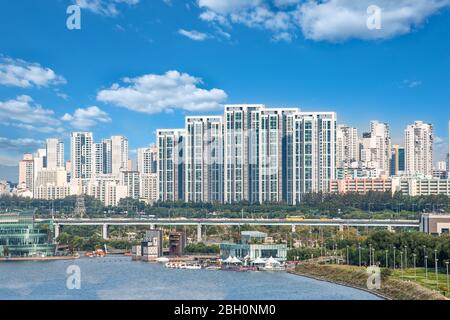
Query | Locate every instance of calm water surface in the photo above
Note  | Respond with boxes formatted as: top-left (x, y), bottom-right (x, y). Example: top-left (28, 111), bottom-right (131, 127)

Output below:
top-left (0, 256), bottom-right (380, 300)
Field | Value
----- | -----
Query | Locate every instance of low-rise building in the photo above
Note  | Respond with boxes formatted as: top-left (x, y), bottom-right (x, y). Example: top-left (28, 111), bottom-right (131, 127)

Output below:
top-left (169, 231), bottom-right (186, 256)
top-left (420, 214), bottom-right (450, 235)
top-left (220, 243), bottom-right (287, 262)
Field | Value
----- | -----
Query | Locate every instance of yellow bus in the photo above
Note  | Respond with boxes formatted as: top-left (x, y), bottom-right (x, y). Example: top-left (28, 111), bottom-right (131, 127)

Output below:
top-left (286, 215), bottom-right (305, 221)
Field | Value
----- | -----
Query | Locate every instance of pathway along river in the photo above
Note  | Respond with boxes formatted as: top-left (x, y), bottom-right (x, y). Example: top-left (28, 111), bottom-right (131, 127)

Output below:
top-left (0, 256), bottom-right (381, 300)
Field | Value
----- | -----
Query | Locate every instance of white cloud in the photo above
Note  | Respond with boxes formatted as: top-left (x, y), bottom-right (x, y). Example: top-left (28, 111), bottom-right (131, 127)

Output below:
top-left (400, 79), bottom-right (422, 88)
top-left (178, 29), bottom-right (209, 41)
top-left (97, 70), bottom-right (227, 114)
top-left (0, 137), bottom-right (44, 151)
top-left (0, 96), bottom-right (63, 133)
top-left (0, 57), bottom-right (66, 88)
top-left (75, 0), bottom-right (139, 17)
top-left (62, 106), bottom-right (111, 129)
top-left (197, 0), bottom-right (450, 42)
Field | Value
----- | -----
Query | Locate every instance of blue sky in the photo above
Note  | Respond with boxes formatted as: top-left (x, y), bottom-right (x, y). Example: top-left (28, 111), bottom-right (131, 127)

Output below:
top-left (0, 0), bottom-right (450, 167)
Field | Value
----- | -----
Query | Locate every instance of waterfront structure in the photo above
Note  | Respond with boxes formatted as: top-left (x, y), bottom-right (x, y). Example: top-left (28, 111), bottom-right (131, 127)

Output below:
top-left (405, 121), bottom-right (433, 177)
top-left (185, 116), bottom-right (224, 203)
top-left (157, 129), bottom-right (186, 202)
top-left (141, 229), bottom-right (163, 261)
top-left (390, 144), bottom-right (405, 176)
top-left (46, 138), bottom-right (64, 170)
top-left (0, 210), bottom-right (55, 257)
top-left (71, 132), bottom-right (93, 179)
top-left (137, 145), bottom-right (158, 174)
top-left (121, 170), bottom-right (140, 199)
top-left (360, 121), bottom-right (391, 176)
top-left (420, 213), bottom-right (450, 235)
top-left (18, 153), bottom-right (34, 193)
top-left (168, 231), bottom-right (186, 256)
top-left (220, 243), bottom-right (287, 262)
top-left (336, 125), bottom-right (359, 169)
top-left (111, 135), bottom-right (129, 177)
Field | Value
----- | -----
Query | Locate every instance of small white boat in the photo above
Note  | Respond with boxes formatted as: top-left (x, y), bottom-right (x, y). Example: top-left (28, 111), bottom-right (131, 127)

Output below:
top-left (156, 257), bottom-right (169, 263)
top-left (185, 264), bottom-right (201, 270)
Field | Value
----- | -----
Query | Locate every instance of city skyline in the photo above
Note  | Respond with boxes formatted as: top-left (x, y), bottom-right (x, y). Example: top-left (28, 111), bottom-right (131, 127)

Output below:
top-left (1, 1), bottom-right (450, 167)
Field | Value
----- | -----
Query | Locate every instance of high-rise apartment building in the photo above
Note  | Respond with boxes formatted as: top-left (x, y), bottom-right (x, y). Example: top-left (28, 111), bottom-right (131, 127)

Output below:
top-left (121, 170), bottom-right (140, 199)
top-left (92, 142), bottom-right (104, 176)
top-left (405, 121), bottom-right (433, 177)
top-left (390, 144), bottom-right (405, 176)
top-left (46, 138), bottom-right (64, 170)
top-left (18, 154), bottom-right (34, 192)
top-left (157, 129), bottom-right (185, 202)
top-left (71, 132), bottom-right (93, 179)
top-left (185, 116), bottom-right (224, 203)
top-left (223, 104), bottom-right (264, 203)
top-left (360, 121), bottom-right (391, 176)
top-left (111, 136), bottom-right (129, 177)
top-left (137, 145), bottom-right (158, 174)
top-left (292, 112), bottom-right (337, 204)
top-left (336, 125), bottom-right (359, 168)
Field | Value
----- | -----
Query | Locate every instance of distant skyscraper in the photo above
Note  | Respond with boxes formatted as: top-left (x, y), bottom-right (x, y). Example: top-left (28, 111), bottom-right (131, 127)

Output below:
top-left (46, 138), bottom-right (64, 170)
top-left (292, 112), bottom-right (337, 204)
top-left (360, 121), bottom-right (391, 175)
top-left (390, 144), bottom-right (405, 176)
top-left (18, 153), bottom-right (34, 192)
top-left (111, 135), bottom-right (129, 177)
top-left (137, 145), bottom-right (158, 174)
top-left (92, 142), bottom-right (104, 176)
top-left (71, 132), bottom-right (93, 179)
top-left (405, 121), bottom-right (433, 176)
top-left (185, 116), bottom-right (224, 203)
top-left (336, 125), bottom-right (359, 168)
top-left (157, 129), bottom-right (185, 202)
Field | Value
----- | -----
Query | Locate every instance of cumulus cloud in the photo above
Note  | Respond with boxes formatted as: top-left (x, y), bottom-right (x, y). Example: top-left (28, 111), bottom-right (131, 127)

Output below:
top-left (0, 57), bottom-right (66, 88)
top-left (0, 95), bottom-right (63, 133)
top-left (75, 0), bottom-right (139, 17)
top-left (178, 29), bottom-right (209, 41)
top-left (62, 106), bottom-right (111, 129)
top-left (197, 0), bottom-right (450, 42)
top-left (97, 70), bottom-right (227, 114)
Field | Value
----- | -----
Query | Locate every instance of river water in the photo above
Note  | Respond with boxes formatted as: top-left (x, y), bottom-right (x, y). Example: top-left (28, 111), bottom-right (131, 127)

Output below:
top-left (0, 256), bottom-right (380, 300)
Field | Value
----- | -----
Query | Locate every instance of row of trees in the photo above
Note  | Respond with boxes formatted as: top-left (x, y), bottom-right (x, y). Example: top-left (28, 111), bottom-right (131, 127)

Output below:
top-left (1, 191), bottom-right (450, 218)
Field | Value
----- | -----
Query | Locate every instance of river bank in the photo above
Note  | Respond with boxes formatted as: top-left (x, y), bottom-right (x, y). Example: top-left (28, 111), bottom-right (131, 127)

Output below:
top-left (291, 263), bottom-right (447, 300)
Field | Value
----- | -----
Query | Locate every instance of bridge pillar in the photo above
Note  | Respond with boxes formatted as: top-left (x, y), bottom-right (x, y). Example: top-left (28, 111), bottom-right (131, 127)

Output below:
top-left (291, 225), bottom-right (296, 233)
top-left (197, 224), bottom-right (202, 243)
top-left (102, 224), bottom-right (108, 240)
top-left (54, 223), bottom-right (60, 239)
top-left (150, 224), bottom-right (155, 230)
top-left (387, 225), bottom-right (394, 233)
top-left (339, 225), bottom-right (344, 232)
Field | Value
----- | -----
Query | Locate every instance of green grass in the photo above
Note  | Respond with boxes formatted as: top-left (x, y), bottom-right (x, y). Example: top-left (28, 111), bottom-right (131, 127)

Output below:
top-left (391, 267), bottom-right (450, 296)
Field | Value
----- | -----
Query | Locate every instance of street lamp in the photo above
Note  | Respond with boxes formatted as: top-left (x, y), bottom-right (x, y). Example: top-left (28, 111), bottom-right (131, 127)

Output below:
top-left (385, 249), bottom-right (389, 268)
top-left (413, 253), bottom-right (417, 281)
top-left (425, 255), bottom-right (428, 279)
top-left (446, 261), bottom-right (449, 294)
top-left (393, 246), bottom-right (396, 270)
top-left (435, 258), bottom-right (439, 290)
top-left (358, 244), bottom-right (361, 267)
top-left (369, 244), bottom-right (373, 266)
top-left (404, 245), bottom-right (408, 269)
top-left (400, 251), bottom-right (404, 280)
top-left (346, 245), bottom-right (349, 265)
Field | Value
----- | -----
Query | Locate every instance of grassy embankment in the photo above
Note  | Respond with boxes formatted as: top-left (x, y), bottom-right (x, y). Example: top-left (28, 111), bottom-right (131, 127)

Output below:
top-left (292, 263), bottom-right (448, 300)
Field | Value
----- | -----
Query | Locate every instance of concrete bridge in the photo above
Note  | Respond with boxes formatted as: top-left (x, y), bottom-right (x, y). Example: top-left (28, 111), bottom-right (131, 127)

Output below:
top-left (41, 218), bottom-right (420, 241)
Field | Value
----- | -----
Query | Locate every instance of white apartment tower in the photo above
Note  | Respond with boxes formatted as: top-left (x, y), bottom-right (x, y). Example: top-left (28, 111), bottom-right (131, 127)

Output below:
top-left (360, 121), bottom-right (391, 175)
top-left (18, 154), bottom-right (34, 192)
top-left (71, 132), bottom-right (93, 179)
top-left (46, 138), bottom-right (64, 170)
top-left (157, 129), bottom-right (185, 202)
top-left (292, 112), bottom-right (337, 204)
top-left (336, 125), bottom-right (359, 168)
top-left (224, 104), bottom-right (264, 203)
top-left (185, 116), bottom-right (224, 203)
top-left (111, 135), bottom-right (129, 177)
top-left (137, 145), bottom-right (158, 174)
top-left (405, 121), bottom-right (433, 177)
